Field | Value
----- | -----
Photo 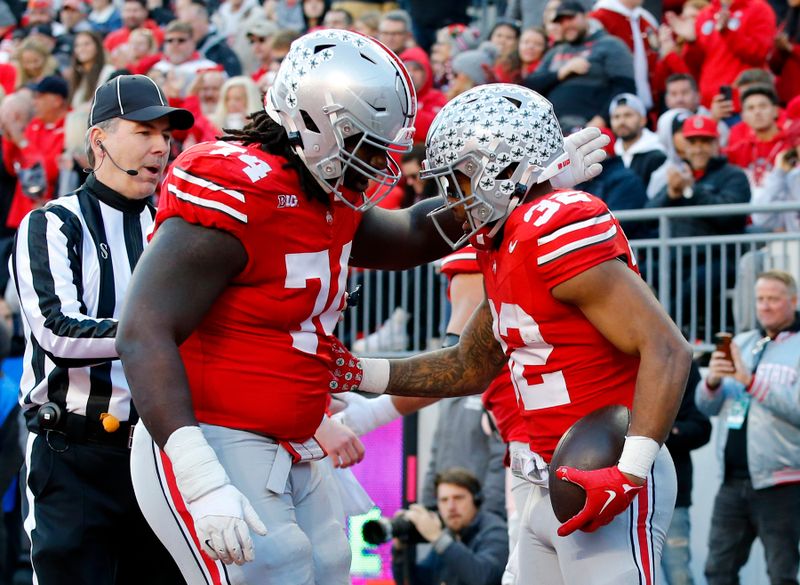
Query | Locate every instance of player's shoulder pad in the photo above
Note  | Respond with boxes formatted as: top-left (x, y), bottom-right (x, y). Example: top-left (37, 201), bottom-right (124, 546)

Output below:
top-left (173, 141), bottom-right (275, 186)
top-left (166, 141), bottom-right (280, 223)
top-left (440, 245), bottom-right (480, 277)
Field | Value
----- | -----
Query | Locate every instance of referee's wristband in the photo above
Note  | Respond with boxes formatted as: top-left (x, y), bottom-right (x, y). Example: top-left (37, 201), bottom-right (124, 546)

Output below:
top-left (617, 436), bottom-right (660, 479)
top-left (358, 358), bottom-right (390, 394)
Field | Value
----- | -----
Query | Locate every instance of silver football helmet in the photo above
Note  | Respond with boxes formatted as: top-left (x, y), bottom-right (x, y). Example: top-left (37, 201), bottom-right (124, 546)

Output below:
top-left (421, 84), bottom-right (567, 248)
top-left (265, 30), bottom-right (416, 211)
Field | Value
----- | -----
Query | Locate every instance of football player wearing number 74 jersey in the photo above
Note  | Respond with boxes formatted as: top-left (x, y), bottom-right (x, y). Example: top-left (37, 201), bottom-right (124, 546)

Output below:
top-left (115, 31), bottom-right (608, 585)
top-left (333, 84), bottom-right (694, 585)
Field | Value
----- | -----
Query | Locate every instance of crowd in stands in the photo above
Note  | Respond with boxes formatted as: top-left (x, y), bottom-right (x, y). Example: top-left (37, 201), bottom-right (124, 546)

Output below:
top-left (0, 0), bottom-right (797, 582)
top-left (0, 0), bottom-right (794, 246)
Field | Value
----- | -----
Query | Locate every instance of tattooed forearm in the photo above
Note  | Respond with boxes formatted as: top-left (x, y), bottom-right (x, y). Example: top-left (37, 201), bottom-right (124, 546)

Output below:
top-left (386, 301), bottom-right (506, 397)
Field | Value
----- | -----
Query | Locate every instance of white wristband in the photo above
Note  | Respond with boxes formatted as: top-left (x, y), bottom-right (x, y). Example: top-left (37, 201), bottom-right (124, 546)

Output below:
top-left (358, 358), bottom-right (390, 394)
top-left (617, 435), bottom-right (660, 479)
top-left (164, 426), bottom-right (229, 503)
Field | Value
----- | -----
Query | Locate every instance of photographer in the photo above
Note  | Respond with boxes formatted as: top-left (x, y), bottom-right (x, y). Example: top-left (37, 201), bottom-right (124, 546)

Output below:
top-left (391, 468), bottom-right (508, 585)
top-left (1, 77), bottom-right (68, 230)
top-left (751, 145), bottom-right (800, 233)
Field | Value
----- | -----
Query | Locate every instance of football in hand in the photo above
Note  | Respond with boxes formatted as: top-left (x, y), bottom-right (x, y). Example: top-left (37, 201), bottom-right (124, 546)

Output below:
top-left (548, 404), bottom-right (631, 523)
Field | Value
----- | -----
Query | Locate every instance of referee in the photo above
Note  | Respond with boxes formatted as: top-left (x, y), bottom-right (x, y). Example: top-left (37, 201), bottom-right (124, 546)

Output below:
top-left (11, 75), bottom-right (193, 585)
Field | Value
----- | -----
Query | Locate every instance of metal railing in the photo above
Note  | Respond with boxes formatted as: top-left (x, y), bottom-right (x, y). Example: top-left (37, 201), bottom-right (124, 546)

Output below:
top-left (339, 202), bottom-right (800, 355)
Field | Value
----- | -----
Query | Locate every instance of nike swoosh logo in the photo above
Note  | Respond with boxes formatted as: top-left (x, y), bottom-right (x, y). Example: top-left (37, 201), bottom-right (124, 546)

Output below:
top-left (598, 489), bottom-right (617, 515)
top-left (622, 484), bottom-right (637, 494)
top-left (509, 240), bottom-right (518, 253)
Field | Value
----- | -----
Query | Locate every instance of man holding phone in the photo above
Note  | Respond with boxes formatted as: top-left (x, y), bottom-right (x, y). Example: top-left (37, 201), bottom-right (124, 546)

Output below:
top-left (696, 270), bottom-right (800, 585)
top-left (725, 85), bottom-right (785, 189)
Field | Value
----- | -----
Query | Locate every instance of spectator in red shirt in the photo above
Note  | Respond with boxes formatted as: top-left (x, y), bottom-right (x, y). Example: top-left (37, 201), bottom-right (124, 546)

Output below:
top-left (400, 46), bottom-right (447, 143)
top-left (656, 0), bottom-right (708, 94)
top-left (126, 27), bottom-right (162, 74)
top-left (771, 0), bottom-right (800, 106)
top-left (681, 0), bottom-right (776, 108)
top-left (488, 18), bottom-right (521, 83)
top-left (725, 85), bottom-right (786, 189)
top-left (518, 26), bottom-right (548, 77)
top-left (2, 77), bottom-right (68, 228)
top-left (104, 0), bottom-right (164, 53)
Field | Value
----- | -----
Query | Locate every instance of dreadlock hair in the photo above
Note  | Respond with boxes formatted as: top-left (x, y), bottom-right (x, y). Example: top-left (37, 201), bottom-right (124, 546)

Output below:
top-left (219, 110), bottom-right (330, 205)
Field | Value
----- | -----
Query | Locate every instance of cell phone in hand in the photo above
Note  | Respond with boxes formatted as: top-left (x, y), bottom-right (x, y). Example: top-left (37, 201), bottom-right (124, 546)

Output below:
top-left (719, 85), bottom-right (733, 101)
top-left (715, 332), bottom-right (733, 362)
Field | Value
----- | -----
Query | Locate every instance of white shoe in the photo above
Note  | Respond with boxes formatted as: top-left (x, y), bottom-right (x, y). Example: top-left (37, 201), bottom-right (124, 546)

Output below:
top-left (352, 307), bottom-right (410, 353)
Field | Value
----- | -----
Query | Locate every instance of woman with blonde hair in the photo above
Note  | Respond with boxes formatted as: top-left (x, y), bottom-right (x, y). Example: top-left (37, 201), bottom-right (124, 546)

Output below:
top-left (13, 37), bottom-right (58, 88)
top-left (210, 75), bottom-right (262, 131)
top-left (68, 30), bottom-right (114, 111)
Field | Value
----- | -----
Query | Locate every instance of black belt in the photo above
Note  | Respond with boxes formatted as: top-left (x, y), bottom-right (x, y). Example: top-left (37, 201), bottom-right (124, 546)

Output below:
top-left (27, 408), bottom-right (135, 451)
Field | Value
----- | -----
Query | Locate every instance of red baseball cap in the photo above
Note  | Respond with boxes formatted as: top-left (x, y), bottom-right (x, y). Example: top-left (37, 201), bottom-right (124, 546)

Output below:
top-left (27, 0), bottom-right (51, 10)
top-left (682, 115), bottom-right (718, 139)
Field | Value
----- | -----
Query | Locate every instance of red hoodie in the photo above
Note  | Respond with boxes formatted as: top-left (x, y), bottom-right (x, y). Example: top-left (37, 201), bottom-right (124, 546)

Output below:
top-left (770, 20), bottom-right (800, 105)
top-left (104, 19), bottom-right (165, 53)
top-left (683, 0), bottom-right (776, 107)
top-left (400, 47), bottom-right (448, 144)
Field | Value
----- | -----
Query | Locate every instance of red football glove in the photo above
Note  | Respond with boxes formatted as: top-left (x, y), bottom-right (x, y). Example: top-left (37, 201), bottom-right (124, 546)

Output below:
top-left (555, 465), bottom-right (644, 536)
top-left (328, 338), bottom-right (363, 393)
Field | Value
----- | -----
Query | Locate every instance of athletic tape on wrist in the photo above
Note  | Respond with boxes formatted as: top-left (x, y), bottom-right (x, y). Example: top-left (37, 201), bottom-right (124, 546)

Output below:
top-left (164, 426), bottom-right (229, 502)
top-left (617, 435), bottom-right (660, 479)
top-left (358, 358), bottom-right (390, 394)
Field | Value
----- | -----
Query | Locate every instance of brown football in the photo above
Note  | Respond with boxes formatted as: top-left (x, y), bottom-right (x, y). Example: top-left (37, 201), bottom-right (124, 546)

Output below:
top-left (548, 404), bottom-right (631, 523)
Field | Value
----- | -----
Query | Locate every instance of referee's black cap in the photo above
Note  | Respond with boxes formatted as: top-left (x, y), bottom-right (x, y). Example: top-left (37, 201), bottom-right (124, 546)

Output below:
top-left (89, 74), bottom-right (194, 131)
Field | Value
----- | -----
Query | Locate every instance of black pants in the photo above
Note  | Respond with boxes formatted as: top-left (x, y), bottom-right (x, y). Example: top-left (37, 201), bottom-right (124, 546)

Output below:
top-left (26, 433), bottom-right (185, 585)
top-left (705, 479), bottom-right (800, 585)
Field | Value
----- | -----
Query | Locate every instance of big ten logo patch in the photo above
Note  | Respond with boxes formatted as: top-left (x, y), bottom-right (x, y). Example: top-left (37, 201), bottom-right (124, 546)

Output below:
top-left (278, 194), bottom-right (299, 208)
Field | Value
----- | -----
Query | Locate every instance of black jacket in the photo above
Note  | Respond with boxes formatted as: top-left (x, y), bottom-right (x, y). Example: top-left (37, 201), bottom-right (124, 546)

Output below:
top-left (646, 156), bottom-right (751, 238)
top-left (392, 509), bottom-right (508, 585)
top-left (198, 31), bottom-right (242, 77)
top-left (629, 150), bottom-right (667, 192)
top-left (523, 29), bottom-right (636, 129)
top-left (665, 361), bottom-right (711, 508)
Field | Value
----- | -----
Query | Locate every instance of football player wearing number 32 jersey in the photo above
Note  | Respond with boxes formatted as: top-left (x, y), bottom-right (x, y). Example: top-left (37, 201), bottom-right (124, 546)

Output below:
top-left (115, 32), bottom-right (609, 585)
top-left (334, 84), bottom-right (694, 585)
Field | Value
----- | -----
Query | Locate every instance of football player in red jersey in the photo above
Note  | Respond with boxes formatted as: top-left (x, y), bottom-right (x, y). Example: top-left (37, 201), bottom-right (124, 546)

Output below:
top-left (333, 244), bottom-right (541, 583)
top-left (116, 30), bottom-right (610, 584)
top-left (335, 84), bottom-right (693, 585)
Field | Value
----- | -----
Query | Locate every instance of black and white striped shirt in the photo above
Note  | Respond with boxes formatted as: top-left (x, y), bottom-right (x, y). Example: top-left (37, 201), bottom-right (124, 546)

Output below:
top-left (12, 175), bottom-right (154, 425)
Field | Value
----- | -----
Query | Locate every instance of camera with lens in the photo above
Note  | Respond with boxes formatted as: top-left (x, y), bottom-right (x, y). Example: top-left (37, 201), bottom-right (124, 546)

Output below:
top-left (362, 512), bottom-right (426, 546)
top-left (18, 162), bottom-right (48, 199)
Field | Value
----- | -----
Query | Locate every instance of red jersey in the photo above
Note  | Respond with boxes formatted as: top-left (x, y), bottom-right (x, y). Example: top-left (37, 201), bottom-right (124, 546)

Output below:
top-left (154, 141), bottom-right (362, 442)
top-left (684, 0), bottom-right (776, 107)
top-left (3, 117), bottom-right (64, 229)
top-left (477, 190), bottom-right (640, 461)
top-left (440, 246), bottom-right (529, 444)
